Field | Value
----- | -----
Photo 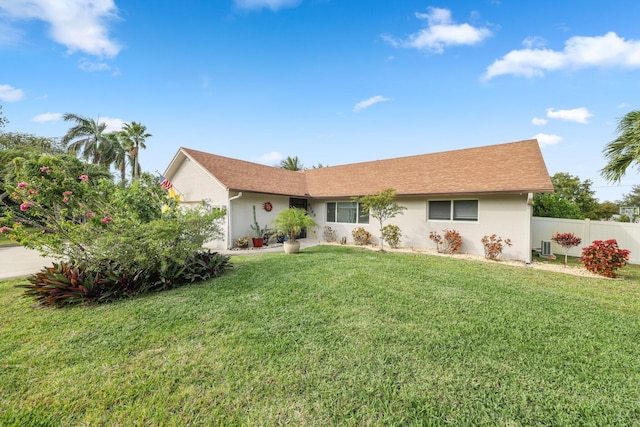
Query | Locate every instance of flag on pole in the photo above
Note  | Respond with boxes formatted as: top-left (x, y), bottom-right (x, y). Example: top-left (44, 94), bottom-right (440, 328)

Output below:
top-left (161, 179), bottom-right (173, 190)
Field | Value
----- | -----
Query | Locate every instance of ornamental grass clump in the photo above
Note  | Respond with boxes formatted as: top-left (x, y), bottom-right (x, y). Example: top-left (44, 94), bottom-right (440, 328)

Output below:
top-left (580, 239), bottom-right (630, 278)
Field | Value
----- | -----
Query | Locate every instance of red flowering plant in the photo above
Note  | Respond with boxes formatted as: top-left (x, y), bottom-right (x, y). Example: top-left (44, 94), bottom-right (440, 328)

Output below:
top-left (580, 239), bottom-right (630, 278)
top-left (1, 154), bottom-right (225, 273)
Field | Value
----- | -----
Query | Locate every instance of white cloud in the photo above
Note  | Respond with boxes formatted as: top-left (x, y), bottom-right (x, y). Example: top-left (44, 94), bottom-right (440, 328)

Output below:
top-left (258, 151), bottom-right (284, 164)
top-left (618, 102), bottom-right (630, 109)
top-left (484, 32), bottom-right (640, 80)
top-left (384, 7), bottom-right (492, 53)
top-left (0, 0), bottom-right (121, 57)
top-left (78, 59), bottom-right (111, 72)
top-left (0, 84), bottom-right (24, 102)
top-left (546, 107), bottom-right (593, 124)
top-left (353, 95), bottom-right (390, 112)
top-left (531, 117), bottom-right (547, 126)
top-left (234, 0), bottom-right (300, 11)
top-left (32, 112), bottom-right (62, 123)
top-left (534, 133), bottom-right (563, 147)
top-left (522, 36), bottom-right (546, 49)
top-left (98, 117), bottom-right (123, 132)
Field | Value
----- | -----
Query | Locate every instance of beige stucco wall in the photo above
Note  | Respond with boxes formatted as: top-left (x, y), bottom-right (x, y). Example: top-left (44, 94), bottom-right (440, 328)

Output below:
top-left (311, 194), bottom-right (532, 262)
top-left (229, 193), bottom-right (291, 246)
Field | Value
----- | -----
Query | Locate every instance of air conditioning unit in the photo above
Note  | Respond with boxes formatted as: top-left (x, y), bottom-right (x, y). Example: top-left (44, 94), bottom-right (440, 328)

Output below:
top-left (540, 240), bottom-right (553, 257)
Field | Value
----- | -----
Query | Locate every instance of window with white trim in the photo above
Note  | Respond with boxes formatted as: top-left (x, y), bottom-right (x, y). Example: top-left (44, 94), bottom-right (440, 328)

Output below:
top-left (326, 202), bottom-right (369, 224)
top-left (428, 200), bottom-right (478, 221)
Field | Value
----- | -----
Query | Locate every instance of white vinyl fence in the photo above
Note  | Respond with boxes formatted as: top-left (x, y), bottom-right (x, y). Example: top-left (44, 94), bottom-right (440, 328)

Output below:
top-left (532, 217), bottom-right (640, 264)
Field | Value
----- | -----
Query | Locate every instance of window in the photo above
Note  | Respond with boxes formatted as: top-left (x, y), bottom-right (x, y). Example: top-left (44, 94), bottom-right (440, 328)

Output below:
top-left (326, 202), bottom-right (369, 224)
top-left (428, 200), bottom-right (478, 222)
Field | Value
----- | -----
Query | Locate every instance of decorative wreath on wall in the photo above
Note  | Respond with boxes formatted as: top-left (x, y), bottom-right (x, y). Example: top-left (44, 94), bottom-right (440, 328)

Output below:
top-left (263, 202), bottom-right (273, 212)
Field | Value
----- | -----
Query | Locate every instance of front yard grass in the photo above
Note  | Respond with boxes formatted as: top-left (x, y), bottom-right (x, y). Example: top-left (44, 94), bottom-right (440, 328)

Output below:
top-left (2, 245), bottom-right (640, 425)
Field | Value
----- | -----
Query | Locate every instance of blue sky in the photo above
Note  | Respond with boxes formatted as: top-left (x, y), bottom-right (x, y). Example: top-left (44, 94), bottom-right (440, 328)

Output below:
top-left (2, 0), bottom-right (640, 202)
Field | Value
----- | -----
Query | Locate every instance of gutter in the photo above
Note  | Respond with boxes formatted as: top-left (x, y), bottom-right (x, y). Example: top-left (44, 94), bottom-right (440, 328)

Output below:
top-left (227, 192), bottom-right (243, 249)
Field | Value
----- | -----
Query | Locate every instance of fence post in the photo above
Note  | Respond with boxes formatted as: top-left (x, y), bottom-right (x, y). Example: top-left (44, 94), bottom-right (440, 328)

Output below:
top-left (583, 218), bottom-right (591, 247)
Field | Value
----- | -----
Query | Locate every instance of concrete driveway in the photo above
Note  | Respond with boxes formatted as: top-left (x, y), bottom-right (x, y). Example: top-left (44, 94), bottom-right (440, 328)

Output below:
top-left (0, 246), bottom-right (58, 280)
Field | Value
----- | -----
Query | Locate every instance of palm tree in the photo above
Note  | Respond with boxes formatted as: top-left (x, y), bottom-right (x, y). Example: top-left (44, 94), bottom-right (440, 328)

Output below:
top-left (62, 113), bottom-right (113, 165)
top-left (120, 121), bottom-right (151, 180)
top-left (279, 155), bottom-right (304, 171)
top-left (601, 110), bottom-right (640, 182)
top-left (107, 132), bottom-right (128, 182)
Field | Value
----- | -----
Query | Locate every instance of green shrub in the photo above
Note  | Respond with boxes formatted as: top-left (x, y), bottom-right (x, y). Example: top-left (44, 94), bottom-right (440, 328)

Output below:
top-left (580, 239), bottom-right (630, 278)
top-left (352, 227), bottom-right (372, 245)
top-left (381, 224), bottom-right (402, 248)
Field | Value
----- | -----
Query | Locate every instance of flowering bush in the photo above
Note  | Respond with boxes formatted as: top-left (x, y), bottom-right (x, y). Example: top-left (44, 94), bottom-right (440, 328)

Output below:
top-left (1, 154), bottom-right (228, 305)
top-left (429, 229), bottom-right (462, 254)
top-left (481, 234), bottom-right (512, 260)
top-left (551, 232), bottom-right (582, 265)
top-left (580, 239), bottom-right (630, 278)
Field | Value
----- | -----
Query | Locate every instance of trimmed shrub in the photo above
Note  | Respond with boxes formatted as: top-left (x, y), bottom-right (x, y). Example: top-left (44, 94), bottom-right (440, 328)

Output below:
top-left (481, 234), bottom-right (512, 260)
top-left (580, 239), bottom-right (630, 278)
top-left (381, 224), bottom-right (402, 249)
top-left (429, 229), bottom-right (462, 254)
top-left (352, 227), bottom-right (372, 245)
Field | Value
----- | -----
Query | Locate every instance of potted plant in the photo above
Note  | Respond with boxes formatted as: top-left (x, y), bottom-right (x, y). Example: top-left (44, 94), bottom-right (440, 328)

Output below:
top-left (272, 207), bottom-right (318, 254)
top-left (250, 205), bottom-right (264, 248)
top-left (235, 236), bottom-right (250, 249)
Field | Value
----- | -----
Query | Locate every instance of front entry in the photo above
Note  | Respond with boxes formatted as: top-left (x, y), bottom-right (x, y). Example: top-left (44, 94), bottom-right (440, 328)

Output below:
top-left (289, 198), bottom-right (308, 238)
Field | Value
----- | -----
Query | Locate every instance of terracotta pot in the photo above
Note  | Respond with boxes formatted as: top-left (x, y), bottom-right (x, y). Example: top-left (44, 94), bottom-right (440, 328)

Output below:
top-left (283, 240), bottom-right (300, 254)
top-left (252, 237), bottom-right (264, 248)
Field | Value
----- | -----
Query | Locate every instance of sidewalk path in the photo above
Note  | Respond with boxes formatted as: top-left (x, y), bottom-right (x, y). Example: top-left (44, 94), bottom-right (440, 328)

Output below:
top-left (0, 246), bottom-right (58, 280)
top-left (0, 239), bottom-right (321, 280)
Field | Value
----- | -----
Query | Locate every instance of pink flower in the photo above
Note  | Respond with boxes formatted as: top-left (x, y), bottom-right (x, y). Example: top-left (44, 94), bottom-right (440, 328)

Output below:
top-left (40, 166), bottom-right (50, 174)
top-left (20, 201), bottom-right (33, 212)
top-left (28, 189), bottom-right (38, 195)
top-left (100, 216), bottom-right (113, 224)
top-left (62, 198), bottom-right (69, 203)
top-left (17, 182), bottom-right (28, 189)
top-left (86, 212), bottom-right (95, 218)
top-left (79, 175), bottom-right (89, 182)
top-left (0, 226), bottom-right (11, 233)
top-left (63, 191), bottom-right (73, 196)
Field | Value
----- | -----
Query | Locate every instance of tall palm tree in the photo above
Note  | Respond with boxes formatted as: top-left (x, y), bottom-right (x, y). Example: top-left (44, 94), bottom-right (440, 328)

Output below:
top-left (279, 155), bottom-right (304, 171)
top-left (62, 113), bottom-right (113, 165)
top-left (601, 110), bottom-right (640, 182)
top-left (106, 132), bottom-right (128, 182)
top-left (120, 121), bottom-right (151, 180)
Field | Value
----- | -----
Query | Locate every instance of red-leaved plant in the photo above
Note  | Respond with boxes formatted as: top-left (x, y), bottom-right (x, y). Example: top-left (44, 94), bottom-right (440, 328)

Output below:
top-left (551, 232), bottom-right (582, 266)
top-left (429, 229), bottom-right (462, 254)
top-left (580, 239), bottom-right (630, 278)
top-left (481, 234), bottom-right (512, 260)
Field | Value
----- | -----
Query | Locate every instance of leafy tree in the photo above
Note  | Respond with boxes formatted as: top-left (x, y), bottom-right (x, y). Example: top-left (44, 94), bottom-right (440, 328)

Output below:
top-left (120, 121), bottom-right (152, 180)
top-left (352, 188), bottom-right (406, 251)
top-left (591, 201), bottom-right (621, 221)
top-left (1, 154), bottom-right (225, 273)
top-left (0, 105), bottom-right (8, 130)
top-left (279, 155), bottom-right (304, 171)
top-left (601, 110), bottom-right (640, 182)
top-left (62, 113), bottom-right (115, 166)
top-left (550, 172), bottom-right (598, 218)
top-left (533, 193), bottom-right (583, 219)
top-left (621, 184), bottom-right (640, 207)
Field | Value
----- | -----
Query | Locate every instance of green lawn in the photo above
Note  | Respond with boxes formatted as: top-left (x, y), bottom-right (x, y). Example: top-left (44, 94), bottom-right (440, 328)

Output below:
top-left (2, 246), bottom-right (640, 426)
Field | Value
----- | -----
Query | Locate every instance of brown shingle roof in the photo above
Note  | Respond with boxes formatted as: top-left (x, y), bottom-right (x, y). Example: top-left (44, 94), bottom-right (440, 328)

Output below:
top-left (181, 148), bottom-right (309, 196)
top-left (178, 139), bottom-right (553, 198)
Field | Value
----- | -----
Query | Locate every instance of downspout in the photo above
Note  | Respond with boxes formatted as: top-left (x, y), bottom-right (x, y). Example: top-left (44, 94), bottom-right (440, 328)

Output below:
top-left (526, 192), bottom-right (534, 264)
top-left (227, 192), bottom-right (243, 249)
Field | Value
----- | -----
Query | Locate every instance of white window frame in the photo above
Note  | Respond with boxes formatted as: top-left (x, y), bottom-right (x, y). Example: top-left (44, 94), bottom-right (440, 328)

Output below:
top-left (326, 202), bottom-right (369, 224)
top-left (427, 199), bottom-right (478, 222)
